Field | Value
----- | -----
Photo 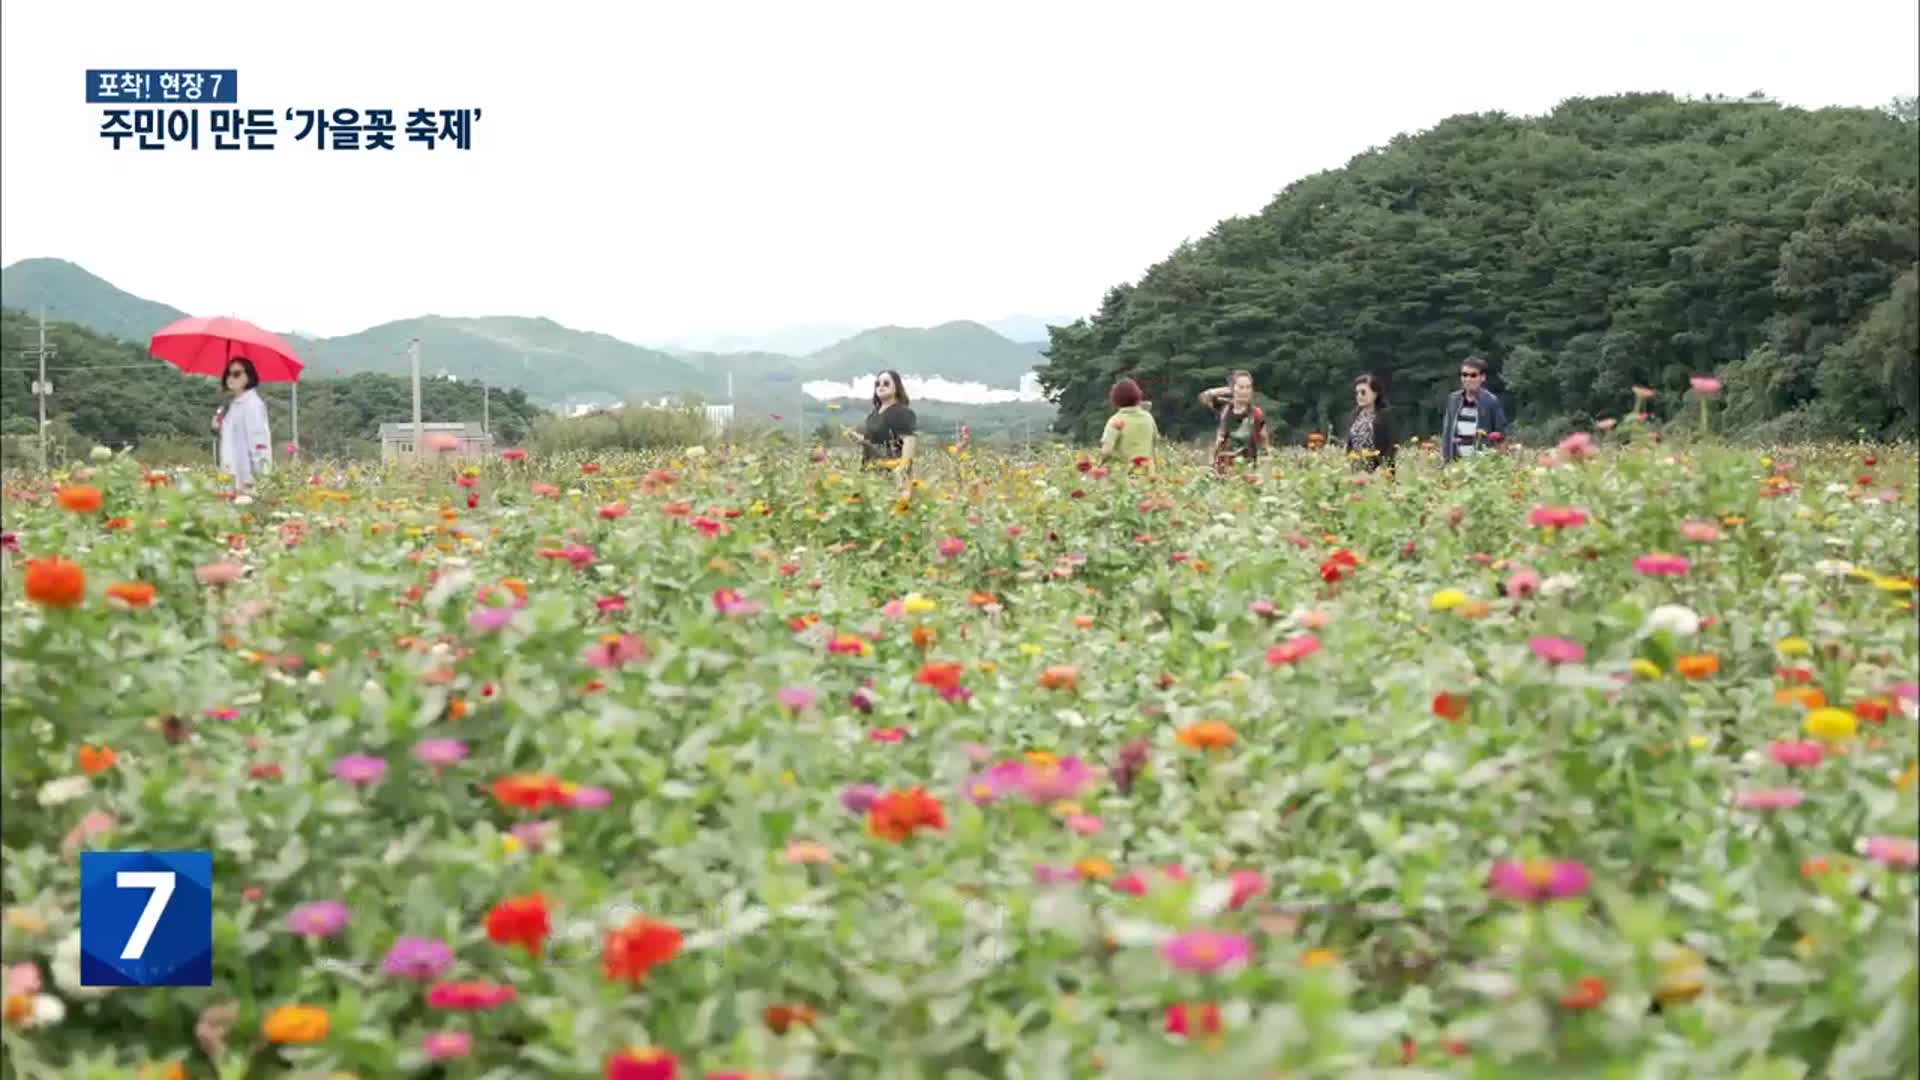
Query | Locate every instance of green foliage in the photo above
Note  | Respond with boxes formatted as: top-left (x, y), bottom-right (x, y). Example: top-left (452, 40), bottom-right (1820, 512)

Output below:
top-left (1037, 94), bottom-right (1920, 444)
top-left (0, 442), bottom-right (1915, 1077)
top-left (528, 400), bottom-right (717, 454)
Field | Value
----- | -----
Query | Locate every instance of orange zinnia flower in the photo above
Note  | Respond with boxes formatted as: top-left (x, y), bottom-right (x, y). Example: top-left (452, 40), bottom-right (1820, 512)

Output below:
top-left (492, 773), bottom-right (570, 811)
top-left (1854, 698), bottom-right (1891, 724)
top-left (763, 1002), bottom-right (818, 1033)
top-left (1560, 976), bottom-right (1609, 1009)
top-left (78, 745), bottom-right (116, 774)
top-left (1674, 654), bottom-right (1720, 679)
top-left (260, 1004), bottom-right (329, 1044)
top-left (57, 485), bottom-right (103, 513)
top-left (1775, 687), bottom-right (1827, 711)
top-left (867, 787), bottom-right (946, 842)
top-left (911, 625), bottom-right (937, 649)
top-left (602, 915), bottom-right (682, 984)
top-left (24, 557), bottom-right (85, 607)
top-left (106, 581), bottom-right (156, 608)
top-left (484, 894), bottom-right (551, 956)
top-left (1176, 721), bottom-right (1237, 750)
top-left (1038, 665), bottom-right (1080, 690)
top-left (913, 662), bottom-right (964, 692)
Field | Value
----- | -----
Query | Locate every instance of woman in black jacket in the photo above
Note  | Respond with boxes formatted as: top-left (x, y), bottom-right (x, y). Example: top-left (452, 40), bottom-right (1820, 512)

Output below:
top-left (1344, 374), bottom-right (1397, 474)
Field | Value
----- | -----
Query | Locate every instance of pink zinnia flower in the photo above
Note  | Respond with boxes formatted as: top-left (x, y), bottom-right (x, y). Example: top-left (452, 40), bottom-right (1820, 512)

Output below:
top-left (414, 738), bottom-right (468, 769)
top-left (1227, 870), bottom-right (1266, 910)
top-left (1163, 929), bottom-right (1253, 974)
top-left (1033, 864), bottom-right (1077, 886)
top-left (1530, 636), bottom-right (1585, 665)
top-left (332, 754), bottom-right (388, 786)
top-left (286, 900), bottom-right (350, 937)
top-left (423, 1031), bottom-right (472, 1060)
top-left (778, 686), bottom-right (817, 712)
top-left (582, 634), bottom-right (648, 669)
top-left (1487, 858), bottom-right (1591, 902)
top-left (1065, 813), bottom-right (1103, 835)
top-left (383, 937), bottom-right (454, 979)
top-left (564, 785), bottom-right (611, 809)
top-left (1506, 566), bottom-right (1541, 599)
top-left (1680, 520), bottom-right (1721, 543)
top-left (1862, 836), bottom-right (1918, 869)
top-left (511, 821), bottom-right (560, 851)
top-left (711, 588), bottom-right (761, 617)
top-left (560, 544), bottom-right (595, 568)
top-left (1735, 787), bottom-right (1803, 810)
top-left (6, 962), bottom-right (41, 996)
top-left (195, 561), bottom-right (245, 586)
top-left (1557, 432), bottom-right (1596, 460)
top-left (840, 784), bottom-right (880, 813)
top-left (1528, 506), bottom-right (1589, 529)
top-left (469, 605), bottom-right (516, 632)
top-left (1266, 635), bottom-right (1322, 666)
top-left (1633, 553), bottom-right (1691, 577)
top-left (1768, 741), bottom-right (1824, 768)
top-left (1690, 375), bottom-right (1723, 395)
top-left (1248, 599), bottom-right (1277, 618)
top-left (937, 537), bottom-right (966, 558)
top-left (205, 707), bottom-right (240, 722)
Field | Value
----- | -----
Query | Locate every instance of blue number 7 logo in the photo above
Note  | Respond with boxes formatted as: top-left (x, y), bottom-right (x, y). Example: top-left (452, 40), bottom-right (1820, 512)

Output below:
top-left (80, 851), bottom-right (213, 987)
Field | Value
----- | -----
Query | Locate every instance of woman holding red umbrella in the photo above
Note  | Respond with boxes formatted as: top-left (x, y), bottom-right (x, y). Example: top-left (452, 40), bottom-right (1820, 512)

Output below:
top-left (213, 357), bottom-right (273, 490)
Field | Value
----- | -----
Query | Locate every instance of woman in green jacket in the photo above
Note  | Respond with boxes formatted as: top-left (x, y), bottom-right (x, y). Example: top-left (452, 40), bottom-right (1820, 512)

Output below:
top-left (1098, 377), bottom-right (1157, 474)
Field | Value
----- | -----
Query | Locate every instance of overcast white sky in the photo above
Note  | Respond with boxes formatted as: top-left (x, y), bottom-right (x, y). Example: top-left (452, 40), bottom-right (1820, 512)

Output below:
top-left (3, 0), bottom-right (1916, 349)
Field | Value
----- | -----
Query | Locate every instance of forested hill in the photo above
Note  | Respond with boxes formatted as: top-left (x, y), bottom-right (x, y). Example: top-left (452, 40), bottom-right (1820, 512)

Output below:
top-left (1037, 93), bottom-right (1920, 444)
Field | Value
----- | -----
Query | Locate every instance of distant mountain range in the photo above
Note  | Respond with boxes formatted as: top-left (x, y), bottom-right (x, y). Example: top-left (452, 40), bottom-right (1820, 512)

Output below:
top-left (0, 258), bottom-right (1066, 411)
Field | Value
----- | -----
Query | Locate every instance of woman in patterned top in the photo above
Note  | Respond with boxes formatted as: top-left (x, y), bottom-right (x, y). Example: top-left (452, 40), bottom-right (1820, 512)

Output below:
top-left (1343, 373), bottom-right (1396, 474)
top-left (1198, 370), bottom-right (1267, 475)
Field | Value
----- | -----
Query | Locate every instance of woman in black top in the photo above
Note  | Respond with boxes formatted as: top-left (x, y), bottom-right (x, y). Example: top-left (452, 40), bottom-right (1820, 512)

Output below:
top-left (843, 369), bottom-right (918, 492)
top-left (1343, 373), bottom-right (1397, 474)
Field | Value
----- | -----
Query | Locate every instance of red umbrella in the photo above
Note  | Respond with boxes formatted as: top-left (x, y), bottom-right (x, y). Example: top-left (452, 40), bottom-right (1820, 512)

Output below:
top-left (150, 316), bottom-right (304, 382)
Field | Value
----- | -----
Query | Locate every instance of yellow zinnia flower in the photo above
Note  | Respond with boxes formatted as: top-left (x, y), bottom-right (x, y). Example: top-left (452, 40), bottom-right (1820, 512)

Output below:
top-left (1429, 589), bottom-right (1468, 612)
top-left (1805, 707), bottom-right (1858, 742)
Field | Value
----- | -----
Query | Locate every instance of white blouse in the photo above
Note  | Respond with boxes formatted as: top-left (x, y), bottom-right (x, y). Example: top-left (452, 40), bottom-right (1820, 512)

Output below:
top-left (218, 388), bottom-right (272, 488)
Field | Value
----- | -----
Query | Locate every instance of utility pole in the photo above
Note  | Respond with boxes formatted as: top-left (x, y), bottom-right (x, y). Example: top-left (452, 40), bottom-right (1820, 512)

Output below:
top-left (290, 379), bottom-right (299, 453)
top-left (30, 308), bottom-right (53, 475)
top-left (482, 382), bottom-right (490, 436)
top-left (409, 338), bottom-right (423, 462)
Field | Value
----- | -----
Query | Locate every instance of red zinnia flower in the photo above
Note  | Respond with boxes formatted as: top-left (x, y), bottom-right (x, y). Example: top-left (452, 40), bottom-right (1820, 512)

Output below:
top-left (867, 787), bottom-right (946, 842)
top-left (485, 894), bottom-right (551, 956)
top-left (602, 916), bottom-right (683, 984)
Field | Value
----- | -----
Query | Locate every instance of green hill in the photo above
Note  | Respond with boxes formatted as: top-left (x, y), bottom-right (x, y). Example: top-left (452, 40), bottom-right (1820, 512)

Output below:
top-left (800, 321), bottom-right (1042, 387)
top-left (0, 258), bottom-right (189, 345)
top-left (1037, 93), bottom-right (1920, 444)
top-left (294, 316), bottom-right (711, 410)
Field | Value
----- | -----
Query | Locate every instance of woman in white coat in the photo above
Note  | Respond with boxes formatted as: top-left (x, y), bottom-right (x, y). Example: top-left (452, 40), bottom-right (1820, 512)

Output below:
top-left (213, 357), bottom-right (273, 490)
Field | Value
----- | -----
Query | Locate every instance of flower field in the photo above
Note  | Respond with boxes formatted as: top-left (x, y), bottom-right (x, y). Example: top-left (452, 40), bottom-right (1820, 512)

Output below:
top-left (3, 438), bottom-right (1917, 1079)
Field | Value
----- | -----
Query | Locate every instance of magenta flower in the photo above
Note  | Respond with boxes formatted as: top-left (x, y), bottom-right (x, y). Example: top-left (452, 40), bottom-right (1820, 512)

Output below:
top-left (1862, 836), bottom-right (1919, 869)
top-left (1010, 757), bottom-right (1096, 803)
top-left (286, 900), bottom-right (350, 938)
top-left (1247, 599), bottom-right (1278, 618)
top-left (840, 784), bottom-right (880, 814)
top-left (561, 544), bottom-right (595, 569)
top-left (204, 706), bottom-right (240, 722)
top-left (1163, 929), bottom-right (1253, 974)
top-left (0, 531), bottom-right (18, 554)
top-left (1690, 375), bottom-right (1723, 395)
top-left (1065, 813), bottom-right (1103, 835)
top-left (850, 685), bottom-right (876, 713)
top-left (1487, 858), bottom-right (1591, 902)
top-left (936, 537), bottom-right (966, 558)
top-left (1768, 741), bottom-right (1824, 768)
top-left (468, 605), bottom-right (516, 632)
top-left (711, 588), bottom-right (762, 617)
top-left (1506, 566), bottom-right (1541, 599)
top-left (1633, 553), bottom-right (1691, 577)
top-left (1735, 787), bottom-right (1804, 810)
top-left (413, 738), bottom-right (468, 769)
top-left (778, 686), bottom-right (818, 712)
top-left (332, 754), bottom-right (388, 786)
top-left (423, 1031), bottom-right (472, 1060)
top-left (381, 936), bottom-right (454, 979)
top-left (1529, 637), bottom-right (1586, 665)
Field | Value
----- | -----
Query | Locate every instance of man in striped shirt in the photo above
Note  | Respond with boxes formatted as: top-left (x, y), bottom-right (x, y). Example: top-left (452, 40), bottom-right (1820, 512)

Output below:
top-left (1441, 356), bottom-right (1507, 465)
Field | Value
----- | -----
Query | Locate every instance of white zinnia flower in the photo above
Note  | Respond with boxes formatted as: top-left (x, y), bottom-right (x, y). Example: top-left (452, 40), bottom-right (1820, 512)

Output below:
top-left (1646, 604), bottom-right (1701, 636)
